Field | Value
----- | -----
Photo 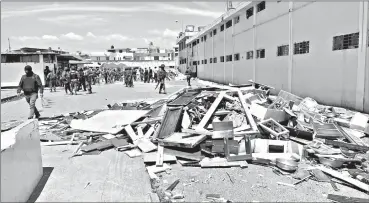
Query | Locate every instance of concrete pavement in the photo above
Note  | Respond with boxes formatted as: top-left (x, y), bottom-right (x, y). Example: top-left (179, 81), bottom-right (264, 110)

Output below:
top-left (1, 79), bottom-right (195, 202)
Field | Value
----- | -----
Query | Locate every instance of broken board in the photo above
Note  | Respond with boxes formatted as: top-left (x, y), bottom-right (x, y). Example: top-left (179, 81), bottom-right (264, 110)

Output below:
top-left (70, 110), bottom-right (148, 134)
top-left (144, 152), bottom-right (177, 164)
top-left (155, 107), bottom-right (183, 139)
top-left (161, 132), bottom-right (206, 148)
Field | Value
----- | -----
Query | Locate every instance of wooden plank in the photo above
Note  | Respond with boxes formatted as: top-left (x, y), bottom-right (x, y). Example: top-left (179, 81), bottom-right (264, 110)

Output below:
top-left (324, 139), bottom-right (369, 152)
top-left (236, 90), bottom-right (258, 131)
top-left (162, 132), bottom-right (207, 148)
top-left (41, 141), bottom-right (79, 146)
top-left (164, 148), bottom-right (201, 161)
top-left (137, 126), bottom-right (144, 138)
top-left (156, 107), bottom-right (183, 140)
top-left (196, 91), bottom-right (226, 131)
top-left (200, 157), bottom-right (248, 168)
top-left (125, 125), bottom-right (139, 141)
top-left (181, 110), bottom-right (191, 129)
top-left (144, 151), bottom-right (176, 164)
top-left (181, 128), bottom-right (213, 136)
top-left (327, 194), bottom-right (369, 203)
top-left (316, 166), bottom-right (369, 192)
top-left (156, 145), bottom-right (164, 166)
top-left (212, 121), bottom-right (234, 139)
top-left (136, 138), bottom-right (157, 153)
top-left (144, 127), bottom-right (155, 139)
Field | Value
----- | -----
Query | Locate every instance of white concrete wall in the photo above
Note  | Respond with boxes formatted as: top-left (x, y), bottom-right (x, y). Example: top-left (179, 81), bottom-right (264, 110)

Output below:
top-left (181, 1), bottom-right (369, 113)
top-left (1, 54), bottom-right (50, 87)
top-left (1, 119), bottom-right (43, 202)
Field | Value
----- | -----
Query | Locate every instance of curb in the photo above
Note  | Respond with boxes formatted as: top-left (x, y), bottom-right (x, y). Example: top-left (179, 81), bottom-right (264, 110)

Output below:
top-left (1, 93), bottom-right (24, 103)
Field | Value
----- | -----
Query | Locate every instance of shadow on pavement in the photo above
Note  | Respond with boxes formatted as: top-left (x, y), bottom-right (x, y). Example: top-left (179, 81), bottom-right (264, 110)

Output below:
top-left (27, 167), bottom-right (54, 203)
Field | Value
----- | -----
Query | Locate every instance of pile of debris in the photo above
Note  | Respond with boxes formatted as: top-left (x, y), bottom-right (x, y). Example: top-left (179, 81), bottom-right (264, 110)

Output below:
top-left (38, 81), bottom-right (369, 202)
top-left (166, 68), bottom-right (186, 81)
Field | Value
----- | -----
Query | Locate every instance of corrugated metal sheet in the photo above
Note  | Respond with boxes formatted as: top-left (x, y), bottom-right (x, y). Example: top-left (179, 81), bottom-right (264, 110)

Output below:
top-left (168, 92), bottom-right (199, 106)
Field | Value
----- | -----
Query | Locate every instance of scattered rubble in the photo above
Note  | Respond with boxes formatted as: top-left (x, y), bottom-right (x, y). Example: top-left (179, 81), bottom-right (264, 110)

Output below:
top-left (36, 81), bottom-right (369, 202)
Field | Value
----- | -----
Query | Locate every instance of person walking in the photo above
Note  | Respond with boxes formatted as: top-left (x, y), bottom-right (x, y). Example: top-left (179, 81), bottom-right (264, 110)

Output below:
top-left (95, 67), bottom-right (101, 85)
top-left (185, 67), bottom-right (192, 86)
top-left (62, 67), bottom-right (73, 94)
top-left (149, 67), bottom-right (153, 83)
top-left (69, 66), bottom-right (79, 95)
top-left (47, 69), bottom-right (57, 92)
top-left (103, 69), bottom-right (108, 84)
top-left (78, 67), bottom-right (86, 91)
top-left (17, 65), bottom-right (44, 119)
top-left (154, 67), bottom-right (158, 83)
top-left (157, 64), bottom-right (167, 94)
top-left (44, 66), bottom-right (51, 87)
top-left (144, 68), bottom-right (149, 83)
top-left (85, 67), bottom-right (93, 94)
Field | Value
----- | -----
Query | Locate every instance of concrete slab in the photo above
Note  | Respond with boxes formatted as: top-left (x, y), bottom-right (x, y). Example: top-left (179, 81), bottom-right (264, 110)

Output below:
top-left (37, 146), bottom-right (152, 202)
top-left (1, 119), bottom-right (43, 202)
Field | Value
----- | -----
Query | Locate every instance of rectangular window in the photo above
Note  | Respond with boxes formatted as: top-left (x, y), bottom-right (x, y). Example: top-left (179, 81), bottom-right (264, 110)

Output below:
top-left (234, 16), bottom-right (240, 24)
top-left (213, 57), bottom-right (217, 63)
top-left (198, 61), bottom-right (200, 65)
top-left (201, 60), bottom-right (204, 64)
top-left (220, 24), bottom-right (225, 32)
top-left (210, 32), bottom-right (212, 37)
top-left (256, 49), bottom-right (265, 59)
top-left (277, 45), bottom-right (289, 56)
top-left (201, 36), bottom-right (203, 42)
top-left (220, 56), bottom-right (225, 62)
top-left (204, 35), bottom-right (207, 41)
top-left (294, 41), bottom-right (310, 55)
top-left (257, 1), bottom-right (265, 12)
top-left (210, 58), bottom-right (213, 63)
top-left (226, 55), bottom-right (233, 62)
top-left (204, 59), bottom-right (207, 64)
top-left (226, 20), bottom-right (232, 29)
top-left (246, 7), bottom-right (254, 19)
top-left (197, 39), bottom-right (200, 44)
top-left (333, 32), bottom-right (359, 50)
top-left (43, 54), bottom-right (55, 63)
top-left (246, 51), bottom-right (253, 60)
top-left (193, 61), bottom-right (196, 65)
top-left (234, 53), bottom-right (240, 61)
top-left (213, 29), bottom-right (217, 36)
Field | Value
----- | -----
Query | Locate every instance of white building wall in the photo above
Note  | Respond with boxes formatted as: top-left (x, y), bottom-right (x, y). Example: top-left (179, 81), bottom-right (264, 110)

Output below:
top-left (182, 1), bottom-right (369, 113)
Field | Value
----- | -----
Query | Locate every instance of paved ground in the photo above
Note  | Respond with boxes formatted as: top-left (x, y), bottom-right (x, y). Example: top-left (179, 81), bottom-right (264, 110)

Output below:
top-left (1, 89), bottom-right (18, 99)
top-left (2, 79), bottom-right (368, 202)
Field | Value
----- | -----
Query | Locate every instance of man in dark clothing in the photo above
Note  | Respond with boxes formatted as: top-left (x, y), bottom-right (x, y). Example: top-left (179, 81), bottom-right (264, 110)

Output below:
top-left (185, 67), bottom-right (192, 86)
top-left (17, 65), bottom-right (44, 119)
top-left (154, 67), bottom-right (158, 83)
top-left (47, 70), bottom-right (57, 92)
top-left (133, 68), bottom-right (137, 81)
top-left (95, 67), bottom-right (101, 85)
top-left (62, 67), bottom-right (72, 94)
top-left (148, 68), bottom-right (153, 83)
top-left (69, 66), bottom-right (79, 95)
top-left (144, 68), bottom-right (149, 83)
top-left (157, 64), bottom-right (167, 94)
top-left (85, 67), bottom-right (93, 94)
top-left (44, 66), bottom-right (51, 87)
top-left (103, 69), bottom-right (108, 84)
top-left (78, 67), bottom-right (86, 91)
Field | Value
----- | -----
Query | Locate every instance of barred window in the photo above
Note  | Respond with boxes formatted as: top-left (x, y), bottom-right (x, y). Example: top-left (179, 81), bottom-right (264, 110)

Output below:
top-left (257, 1), bottom-right (265, 12)
top-left (204, 35), bottom-right (207, 41)
top-left (226, 20), bottom-right (232, 29)
top-left (213, 57), bottom-right (217, 63)
top-left (234, 16), bottom-right (240, 24)
top-left (333, 32), bottom-right (359, 50)
top-left (256, 49), bottom-right (265, 59)
top-left (204, 59), bottom-right (207, 64)
top-left (234, 53), bottom-right (240, 61)
top-left (210, 32), bottom-right (212, 37)
top-left (213, 29), bottom-right (217, 36)
top-left (294, 41), bottom-right (310, 55)
top-left (277, 45), bottom-right (289, 56)
top-left (220, 56), bottom-right (225, 62)
top-left (246, 7), bottom-right (253, 19)
top-left (210, 58), bottom-right (213, 63)
top-left (220, 24), bottom-right (225, 32)
top-left (246, 51), bottom-right (253, 60)
top-left (226, 55), bottom-right (233, 62)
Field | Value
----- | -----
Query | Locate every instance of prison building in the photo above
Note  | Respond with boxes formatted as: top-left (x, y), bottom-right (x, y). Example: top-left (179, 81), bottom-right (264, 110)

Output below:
top-left (177, 1), bottom-right (369, 113)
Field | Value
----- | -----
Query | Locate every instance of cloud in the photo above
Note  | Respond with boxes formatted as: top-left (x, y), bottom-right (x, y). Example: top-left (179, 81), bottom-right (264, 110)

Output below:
top-left (10, 36), bottom-right (41, 41)
top-left (62, 32), bottom-right (84, 40)
top-left (144, 28), bottom-right (180, 49)
top-left (149, 28), bottom-right (180, 38)
top-left (86, 32), bottom-right (133, 42)
top-left (2, 3), bottom-right (223, 19)
top-left (42, 35), bottom-right (59, 40)
top-left (38, 14), bottom-right (108, 26)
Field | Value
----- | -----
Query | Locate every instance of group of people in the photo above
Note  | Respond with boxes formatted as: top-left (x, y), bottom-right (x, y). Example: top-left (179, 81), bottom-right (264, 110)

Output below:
top-left (17, 64), bottom-right (172, 120)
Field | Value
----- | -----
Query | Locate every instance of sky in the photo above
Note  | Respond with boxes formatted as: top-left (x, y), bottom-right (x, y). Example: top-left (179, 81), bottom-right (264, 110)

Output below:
top-left (1, 1), bottom-right (242, 54)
